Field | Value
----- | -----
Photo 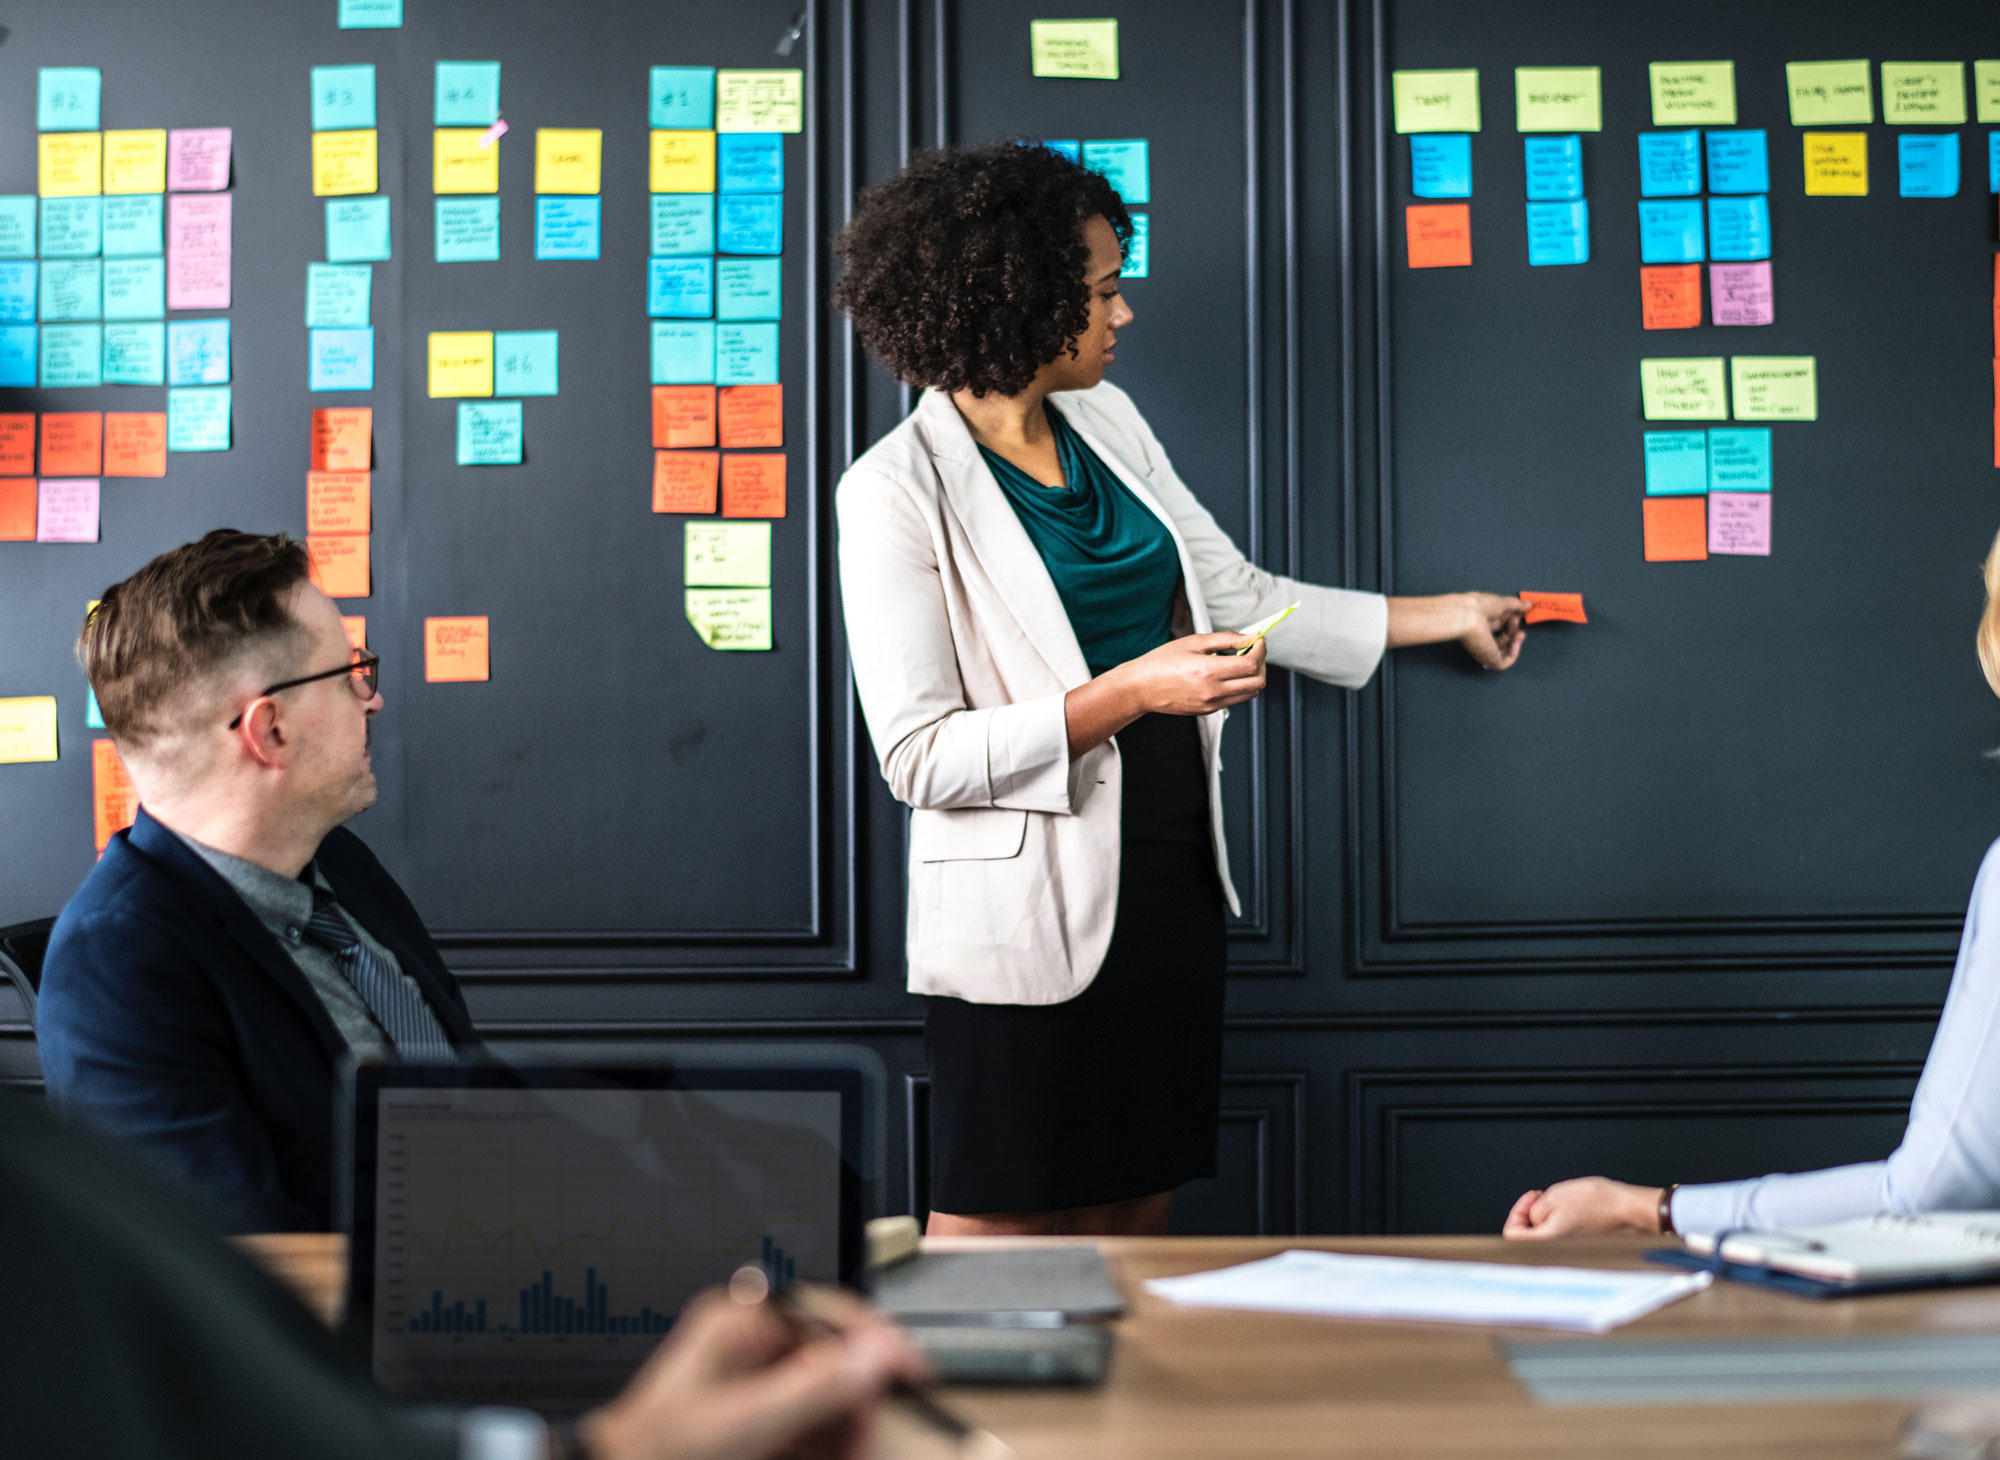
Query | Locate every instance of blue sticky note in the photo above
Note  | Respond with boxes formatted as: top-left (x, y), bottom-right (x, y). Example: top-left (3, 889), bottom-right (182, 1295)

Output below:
top-left (312, 65), bottom-right (377, 131)
top-left (102, 322), bottom-right (164, 385)
top-left (40, 259), bottom-right (101, 321)
top-left (717, 322), bottom-right (779, 385)
top-left (169, 318), bottom-right (231, 385)
top-left (435, 61), bottom-right (500, 126)
top-left (717, 258), bottom-right (781, 320)
top-left (0, 198), bottom-right (34, 259)
top-left (40, 198), bottom-right (102, 258)
top-left (650, 67), bottom-right (716, 129)
top-left (648, 257), bottom-right (714, 317)
top-left (102, 258), bottom-right (165, 320)
top-left (494, 330), bottom-right (558, 396)
top-left (1707, 194), bottom-right (1770, 260)
top-left (1991, 133), bottom-right (2000, 194)
top-left (167, 386), bottom-right (231, 452)
top-left (1899, 134), bottom-right (1961, 198)
top-left (1044, 139), bottom-right (1081, 161)
top-left (535, 197), bottom-right (601, 260)
top-left (1523, 135), bottom-right (1583, 201)
top-left (718, 133), bottom-right (784, 192)
top-left (306, 263), bottom-right (371, 327)
top-left (308, 328), bottom-right (371, 391)
top-left (457, 400), bottom-right (524, 465)
top-left (38, 68), bottom-right (101, 132)
top-left (651, 321), bottom-right (715, 384)
top-left (1705, 130), bottom-right (1769, 194)
top-left (1410, 134), bottom-right (1472, 199)
top-left (40, 323), bottom-right (102, 387)
top-left (1525, 200), bottom-right (1588, 266)
top-left (1637, 200), bottom-right (1704, 264)
top-left (1081, 139), bottom-right (1150, 204)
top-left (86, 688), bottom-right (103, 729)
top-left (651, 194), bottom-right (715, 256)
top-left (102, 196), bottom-right (164, 258)
top-left (0, 264), bottom-right (35, 323)
top-left (1707, 427), bottom-right (1771, 491)
top-left (326, 197), bottom-right (392, 263)
top-left (1637, 131), bottom-right (1702, 197)
top-left (0, 326), bottom-right (33, 387)
top-left (716, 194), bottom-right (782, 255)
top-left (338, 0), bottom-right (402, 28)
top-left (1124, 213), bottom-right (1149, 278)
top-left (1643, 431), bottom-right (1707, 495)
top-left (435, 198), bottom-right (500, 262)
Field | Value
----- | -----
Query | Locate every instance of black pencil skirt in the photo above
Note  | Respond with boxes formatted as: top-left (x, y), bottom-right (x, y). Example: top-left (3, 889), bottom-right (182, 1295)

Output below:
top-left (922, 712), bottom-right (1228, 1215)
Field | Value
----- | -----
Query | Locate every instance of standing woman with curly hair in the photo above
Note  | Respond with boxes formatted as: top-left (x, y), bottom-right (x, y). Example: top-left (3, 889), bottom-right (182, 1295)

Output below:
top-left (833, 141), bottom-right (1527, 1236)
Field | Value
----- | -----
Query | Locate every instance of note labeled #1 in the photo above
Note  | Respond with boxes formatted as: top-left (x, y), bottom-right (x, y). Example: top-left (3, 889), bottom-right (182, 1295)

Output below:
top-left (1030, 19), bottom-right (1118, 80)
top-left (1640, 357), bottom-right (1727, 419)
top-left (1392, 69), bottom-right (1480, 133)
top-left (1519, 592), bottom-right (1586, 625)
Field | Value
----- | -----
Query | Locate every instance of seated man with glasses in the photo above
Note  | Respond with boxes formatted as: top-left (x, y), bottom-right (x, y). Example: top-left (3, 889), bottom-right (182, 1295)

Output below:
top-left (38, 530), bottom-right (478, 1233)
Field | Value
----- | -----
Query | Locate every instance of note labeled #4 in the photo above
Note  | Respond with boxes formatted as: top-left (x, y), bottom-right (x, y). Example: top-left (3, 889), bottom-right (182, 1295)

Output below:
top-left (1519, 592), bottom-right (1586, 625)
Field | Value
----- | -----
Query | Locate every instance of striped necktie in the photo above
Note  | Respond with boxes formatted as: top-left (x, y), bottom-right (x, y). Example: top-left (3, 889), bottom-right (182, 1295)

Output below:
top-left (300, 887), bottom-right (455, 1057)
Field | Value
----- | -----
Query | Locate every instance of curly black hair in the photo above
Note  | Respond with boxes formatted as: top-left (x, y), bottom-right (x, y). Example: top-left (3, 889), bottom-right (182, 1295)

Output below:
top-left (832, 141), bottom-right (1132, 398)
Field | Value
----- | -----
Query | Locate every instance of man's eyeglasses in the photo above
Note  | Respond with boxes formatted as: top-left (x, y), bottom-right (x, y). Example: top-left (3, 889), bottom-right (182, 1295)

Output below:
top-left (227, 651), bottom-right (380, 730)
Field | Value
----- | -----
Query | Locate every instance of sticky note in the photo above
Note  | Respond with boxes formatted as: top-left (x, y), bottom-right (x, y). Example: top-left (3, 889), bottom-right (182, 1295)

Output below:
top-left (38, 68), bottom-right (101, 132)
top-left (719, 384), bottom-right (782, 447)
top-left (425, 618), bottom-right (489, 680)
top-left (1705, 131), bottom-right (1769, 193)
top-left (1637, 200), bottom-right (1703, 263)
top-left (102, 323), bottom-right (165, 385)
top-left (0, 415), bottom-right (32, 473)
top-left (1123, 213), bottom-right (1148, 277)
top-left (1992, 134), bottom-right (2000, 195)
top-left (435, 61), bottom-right (500, 126)
top-left (716, 322), bottom-right (779, 385)
top-left (1643, 496), bottom-right (1707, 561)
top-left (342, 617), bottom-right (367, 651)
top-left (652, 66), bottom-right (717, 128)
top-left (309, 328), bottom-right (373, 391)
top-left (1707, 195), bottom-right (1770, 260)
top-left (0, 264), bottom-right (33, 323)
top-left (167, 194), bottom-right (231, 308)
top-left (1030, 19), bottom-right (1119, 80)
top-left (718, 133), bottom-right (783, 192)
top-left (1524, 200), bottom-right (1587, 265)
top-left (1523, 135), bottom-right (1582, 200)
top-left (1513, 67), bottom-right (1601, 132)
top-left (307, 535), bottom-right (370, 598)
top-left (1708, 492), bottom-right (1770, 556)
top-left (103, 196), bottom-right (164, 257)
top-left (457, 401), bottom-right (523, 465)
top-left (167, 318), bottom-right (229, 385)
top-left (685, 589), bottom-right (772, 650)
top-left (168, 128), bottom-right (232, 191)
top-left (167, 386), bottom-right (230, 451)
top-left (494, 331), bottom-right (558, 396)
top-left (1638, 131), bottom-right (1702, 196)
top-left (686, 521), bottom-right (771, 587)
top-left (1710, 260), bottom-right (1773, 326)
top-left (41, 325), bottom-right (103, 387)
top-left (0, 479), bottom-right (30, 538)
top-left (0, 198), bottom-right (34, 258)
top-left (434, 129), bottom-right (500, 193)
top-left (1643, 430), bottom-right (1707, 494)
top-left (1410, 135), bottom-right (1472, 198)
top-left (1803, 132), bottom-right (1868, 195)
top-left (1899, 134), bottom-right (1960, 197)
top-left (1081, 140), bottom-right (1149, 204)
top-left (1649, 62), bottom-right (1736, 126)
top-left (652, 195), bottom-right (715, 255)
top-left (338, 0), bottom-right (402, 29)
top-left (103, 413), bottom-right (166, 478)
top-left (648, 257), bottom-right (714, 317)
top-left (1640, 357), bottom-right (1728, 419)
top-left (648, 129), bottom-right (717, 196)
top-left (1707, 427), bottom-right (1771, 490)
top-left (653, 386), bottom-right (717, 448)
top-left (1978, 61), bottom-right (2000, 124)
top-left (722, 454), bottom-right (786, 517)
top-left (105, 258), bottom-right (167, 322)
top-left (717, 195), bottom-right (783, 255)
top-left (102, 131), bottom-right (167, 195)
top-left (436, 198), bottom-right (500, 262)
top-left (1392, 69), bottom-right (1480, 133)
top-left (37, 479), bottom-right (100, 543)
top-left (1043, 139), bottom-right (1081, 161)
top-left (40, 197), bottom-right (101, 260)
top-left (535, 197), bottom-right (600, 259)
top-left (308, 470), bottom-right (371, 534)
top-left (717, 258), bottom-right (781, 319)
top-left (0, 698), bottom-right (58, 763)
top-left (326, 196), bottom-right (391, 262)
top-left (1519, 592), bottom-right (1587, 624)
top-left (1787, 61), bottom-right (1872, 125)
top-left (40, 134), bottom-right (103, 198)
top-left (93, 739), bottom-right (139, 851)
top-left (652, 321), bottom-right (716, 384)
top-left (653, 450), bottom-right (719, 511)
top-left (312, 408), bottom-right (372, 471)
top-left (1730, 356), bottom-right (1816, 420)
top-left (306, 263), bottom-right (371, 327)
top-left (428, 331), bottom-right (494, 397)
top-left (313, 131), bottom-right (378, 196)
top-left (1405, 203), bottom-right (1471, 267)
top-left (41, 414), bottom-right (103, 476)
top-left (536, 129), bottom-right (602, 194)
top-left (1882, 63), bottom-right (1966, 125)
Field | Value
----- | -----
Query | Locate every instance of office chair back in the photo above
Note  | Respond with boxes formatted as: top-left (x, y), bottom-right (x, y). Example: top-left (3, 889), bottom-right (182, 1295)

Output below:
top-left (0, 917), bottom-right (56, 1029)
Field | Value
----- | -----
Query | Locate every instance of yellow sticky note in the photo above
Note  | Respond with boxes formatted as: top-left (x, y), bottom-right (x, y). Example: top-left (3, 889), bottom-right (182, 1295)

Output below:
top-left (433, 129), bottom-right (499, 194)
top-left (1882, 62), bottom-right (1967, 125)
top-left (39, 133), bottom-right (103, 197)
top-left (1786, 60), bottom-right (1873, 125)
top-left (715, 70), bottom-right (805, 133)
top-left (1639, 357), bottom-right (1728, 420)
top-left (313, 129), bottom-right (379, 197)
top-left (1392, 69), bottom-right (1480, 133)
top-left (428, 331), bottom-right (494, 397)
top-left (1514, 67), bottom-right (1601, 132)
top-left (1029, 19), bottom-right (1119, 80)
top-left (1803, 132), bottom-right (1868, 195)
top-left (1730, 356), bottom-right (1817, 421)
top-left (0, 697), bottom-right (59, 764)
top-left (650, 130), bottom-right (717, 193)
top-left (535, 128), bottom-right (602, 194)
top-left (686, 521), bottom-right (771, 587)
top-left (1648, 61), bottom-right (1736, 126)
top-left (1978, 61), bottom-right (2000, 125)
top-left (102, 129), bottom-right (167, 194)
top-left (686, 588), bottom-right (773, 650)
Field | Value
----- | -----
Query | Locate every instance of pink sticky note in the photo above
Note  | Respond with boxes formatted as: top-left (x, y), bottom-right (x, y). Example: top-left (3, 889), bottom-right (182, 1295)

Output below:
top-left (477, 118), bottom-right (508, 149)
top-left (36, 479), bottom-right (100, 543)
top-left (1710, 261), bottom-right (1773, 327)
top-left (168, 128), bottom-right (233, 192)
top-left (1708, 491), bottom-right (1771, 556)
top-left (168, 193), bottom-right (231, 310)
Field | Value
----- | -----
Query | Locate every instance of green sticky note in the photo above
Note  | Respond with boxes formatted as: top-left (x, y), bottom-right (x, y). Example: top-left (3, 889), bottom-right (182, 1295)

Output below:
top-left (326, 197), bottom-right (391, 263)
top-left (38, 68), bottom-right (101, 132)
top-left (1123, 212), bottom-right (1148, 277)
top-left (1393, 69), bottom-right (1480, 133)
top-left (338, 0), bottom-right (402, 28)
top-left (312, 65), bottom-right (377, 132)
top-left (435, 62), bottom-right (500, 126)
top-left (102, 321), bottom-right (164, 385)
top-left (651, 194), bottom-right (715, 256)
top-left (685, 589), bottom-right (773, 650)
top-left (685, 521), bottom-right (771, 587)
top-left (1882, 62), bottom-right (1967, 125)
top-left (493, 330), bottom-right (558, 396)
top-left (1786, 60), bottom-right (1873, 125)
top-left (1730, 356), bottom-right (1817, 421)
top-left (1081, 139), bottom-right (1149, 204)
top-left (40, 198), bottom-right (102, 259)
top-left (0, 198), bottom-right (34, 259)
top-left (716, 258), bottom-right (781, 320)
top-left (1649, 61), bottom-right (1736, 126)
top-left (102, 258), bottom-right (165, 320)
top-left (102, 196), bottom-right (164, 257)
top-left (1640, 357), bottom-right (1728, 420)
top-left (40, 323), bottom-right (102, 386)
top-left (435, 198), bottom-right (499, 262)
top-left (1029, 19), bottom-right (1119, 80)
top-left (306, 263), bottom-right (371, 327)
top-left (457, 400), bottom-right (523, 464)
top-left (39, 259), bottom-right (101, 321)
top-left (1978, 61), bottom-right (2000, 125)
top-left (168, 386), bottom-right (231, 451)
top-left (652, 321), bottom-right (714, 384)
top-left (1514, 67), bottom-right (1601, 132)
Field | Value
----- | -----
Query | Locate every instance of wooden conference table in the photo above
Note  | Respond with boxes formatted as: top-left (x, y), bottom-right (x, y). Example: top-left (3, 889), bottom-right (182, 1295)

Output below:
top-left (240, 1232), bottom-right (1982, 1459)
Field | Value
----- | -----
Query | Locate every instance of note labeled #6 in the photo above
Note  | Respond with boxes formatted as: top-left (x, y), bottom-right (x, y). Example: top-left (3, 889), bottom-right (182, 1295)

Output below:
top-left (1519, 592), bottom-right (1586, 625)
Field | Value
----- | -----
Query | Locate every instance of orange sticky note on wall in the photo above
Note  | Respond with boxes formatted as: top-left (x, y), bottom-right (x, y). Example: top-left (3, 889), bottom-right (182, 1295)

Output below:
top-left (311, 408), bottom-right (372, 472)
top-left (1993, 358), bottom-right (2000, 470)
top-left (1406, 204), bottom-right (1471, 268)
top-left (93, 738), bottom-right (138, 853)
top-left (0, 478), bottom-right (33, 541)
top-left (652, 386), bottom-right (717, 448)
top-left (425, 616), bottom-right (490, 682)
top-left (341, 616), bottom-right (367, 651)
top-left (1642, 497), bottom-right (1707, 561)
top-left (307, 470), bottom-right (371, 534)
top-left (103, 413), bottom-right (167, 478)
top-left (721, 454), bottom-right (787, 517)
top-left (41, 412), bottom-right (103, 476)
top-left (1519, 591), bottom-right (1587, 624)
top-left (718, 385), bottom-right (783, 448)
top-left (306, 535), bottom-right (371, 598)
top-left (1640, 265), bottom-right (1702, 330)
top-left (653, 450), bottom-right (719, 513)
top-left (0, 414), bottom-right (33, 475)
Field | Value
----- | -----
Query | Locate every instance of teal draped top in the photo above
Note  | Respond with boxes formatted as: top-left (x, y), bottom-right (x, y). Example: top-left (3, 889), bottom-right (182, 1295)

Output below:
top-left (977, 407), bottom-right (1182, 676)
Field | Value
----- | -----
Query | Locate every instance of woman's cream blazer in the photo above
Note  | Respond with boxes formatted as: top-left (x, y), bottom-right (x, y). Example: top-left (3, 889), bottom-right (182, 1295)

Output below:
top-left (836, 382), bottom-right (1387, 1005)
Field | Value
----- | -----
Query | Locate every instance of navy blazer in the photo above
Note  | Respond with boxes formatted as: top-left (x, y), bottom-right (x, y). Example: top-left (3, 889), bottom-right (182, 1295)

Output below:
top-left (37, 808), bottom-right (480, 1233)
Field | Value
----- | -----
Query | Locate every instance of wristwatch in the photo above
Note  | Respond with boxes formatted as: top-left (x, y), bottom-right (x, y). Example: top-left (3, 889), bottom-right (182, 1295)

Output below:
top-left (1657, 1183), bottom-right (1680, 1237)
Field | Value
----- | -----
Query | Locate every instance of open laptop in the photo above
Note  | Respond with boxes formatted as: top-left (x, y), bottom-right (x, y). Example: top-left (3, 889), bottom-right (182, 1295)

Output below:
top-left (342, 1058), bottom-right (867, 1409)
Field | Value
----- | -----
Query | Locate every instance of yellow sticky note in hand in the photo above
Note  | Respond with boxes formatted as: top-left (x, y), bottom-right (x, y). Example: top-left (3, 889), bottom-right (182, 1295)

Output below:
top-left (428, 331), bottom-right (494, 397)
top-left (102, 130), bottom-right (167, 194)
top-left (313, 130), bottom-right (379, 196)
top-left (0, 697), bottom-right (58, 763)
top-left (434, 129), bottom-right (499, 193)
top-left (1639, 357), bottom-right (1729, 420)
top-left (1649, 61), bottom-right (1736, 125)
top-left (1234, 603), bottom-right (1299, 653)
top-left (535, 128), bottom-right (602, 194)
top-left (715, 70), bottom-right (804, 132)
top-left (686, 589), bottom-right (773, 650)
top-left (1786, 60), bottom-right (1873, 125)
top-left (1803, 132), bottom-right (1868, 195)
top-left (650, 130), bottom-right (716, 193)
top-left (39, 133), bottom-right (103, 197)
top-left (1392, 69), bottom-right (1480, 133)
top-left (1730, 356), bottom-right (1817, 421)
top-left (1029, 19), bottom-right (1119, 80)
